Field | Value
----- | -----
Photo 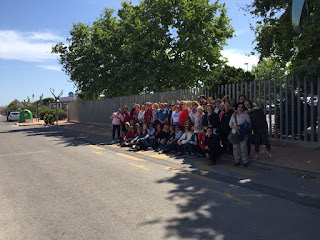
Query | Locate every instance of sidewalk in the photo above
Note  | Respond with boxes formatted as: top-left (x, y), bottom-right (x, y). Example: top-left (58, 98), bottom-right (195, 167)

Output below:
top-left (16, 119), bottom-right (70, 126)
top-left (18, 120), bottom-right (320, 174)
top-left (59, 122), bottom-right (320, 174)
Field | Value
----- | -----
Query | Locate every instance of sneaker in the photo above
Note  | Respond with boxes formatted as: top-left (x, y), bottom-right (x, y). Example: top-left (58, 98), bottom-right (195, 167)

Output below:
top-left (253, 155), bottom-right (259, 160)
top-left (111, 140), bottom-right (115, 144)
top-left (147, 147), bottom-right (153, 150)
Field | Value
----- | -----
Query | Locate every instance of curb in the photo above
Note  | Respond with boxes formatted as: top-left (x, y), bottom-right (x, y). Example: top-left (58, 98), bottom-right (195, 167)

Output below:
top-left (59, 124), bottom-right (320, 178)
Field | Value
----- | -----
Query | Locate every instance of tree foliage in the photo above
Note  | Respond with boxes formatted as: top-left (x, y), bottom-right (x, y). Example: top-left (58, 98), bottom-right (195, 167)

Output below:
top-left (53, 0), bottom-right (234, 100)
top-left (204, 65), bottom-right (254, 91)
top-left (251, 57), bottom-right (288, 82)
top-left (247, 0), bottom-right (319, 80)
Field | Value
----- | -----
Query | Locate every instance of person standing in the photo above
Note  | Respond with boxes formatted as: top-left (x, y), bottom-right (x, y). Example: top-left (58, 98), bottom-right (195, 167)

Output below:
top-left (229, 103), bottom-right (251, 167)
top-left (110, 109), bottom-right (124, 144)
top-left (219, 101), bottom-right (234, 154)
top-left (244, 100), bottom-right (272, 160)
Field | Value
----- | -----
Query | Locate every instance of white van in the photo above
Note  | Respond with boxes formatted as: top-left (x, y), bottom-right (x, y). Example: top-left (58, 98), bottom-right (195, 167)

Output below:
top-left (7, 112), bottom-right (20, 121)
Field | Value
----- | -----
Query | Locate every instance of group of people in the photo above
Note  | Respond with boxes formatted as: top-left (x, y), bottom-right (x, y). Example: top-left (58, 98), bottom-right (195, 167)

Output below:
top-left (110, 94), bottom-right (271, 167)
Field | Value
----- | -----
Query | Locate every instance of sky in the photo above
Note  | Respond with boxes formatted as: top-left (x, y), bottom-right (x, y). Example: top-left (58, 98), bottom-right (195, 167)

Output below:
top-left (0, 0), bottom-right (259, 107)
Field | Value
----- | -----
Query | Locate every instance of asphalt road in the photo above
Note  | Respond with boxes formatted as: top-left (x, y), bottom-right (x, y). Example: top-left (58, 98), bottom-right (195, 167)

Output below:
top-left (0, 115), bottom-right (319, 240)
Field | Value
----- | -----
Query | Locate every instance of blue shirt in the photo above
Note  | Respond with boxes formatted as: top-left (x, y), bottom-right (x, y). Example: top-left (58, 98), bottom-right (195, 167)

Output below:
top-left (157, 108), bottom-right (169, 122)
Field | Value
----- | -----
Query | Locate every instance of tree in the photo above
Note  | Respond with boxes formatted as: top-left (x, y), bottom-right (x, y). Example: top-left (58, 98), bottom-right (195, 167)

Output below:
top-left (247, 0), bottom-right (319, 80)
top-left (7, 99), bottom-right (21, 111)
top-left (53, 0), bottom-right (234, 99)
top-left (251, 57), bottom-right (288, 82)
top-left (204, 65), bottom-right (255, 91)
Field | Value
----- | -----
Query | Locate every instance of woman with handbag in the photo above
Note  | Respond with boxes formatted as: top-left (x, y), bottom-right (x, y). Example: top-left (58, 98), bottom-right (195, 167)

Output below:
top-left (229, 103), bottom-right (251, 167)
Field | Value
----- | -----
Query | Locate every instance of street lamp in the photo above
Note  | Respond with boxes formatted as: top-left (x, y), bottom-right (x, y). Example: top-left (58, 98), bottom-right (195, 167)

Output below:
top-left (244, 63), bottom-right (249, 72)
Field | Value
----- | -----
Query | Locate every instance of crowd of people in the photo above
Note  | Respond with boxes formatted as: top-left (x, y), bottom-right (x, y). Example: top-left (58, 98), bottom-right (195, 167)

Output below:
top-left (110, 94), bottom-right (272, 167)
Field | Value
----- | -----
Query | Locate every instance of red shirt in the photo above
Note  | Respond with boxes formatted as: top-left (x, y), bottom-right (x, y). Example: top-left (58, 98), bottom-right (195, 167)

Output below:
top-left (198, 132), bottom-right (206, 150)
top-left (124, 131), bottom-right (137, 140)
top-left (121, 111), bottom-right (131, 124)
top-left (145, 109), bottom-right (153, 123)
top-left (179, 109), bottom-right (190, 127)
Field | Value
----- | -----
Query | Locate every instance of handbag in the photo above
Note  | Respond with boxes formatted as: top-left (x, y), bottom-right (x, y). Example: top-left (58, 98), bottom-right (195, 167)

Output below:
top-left (228, 115), bottom-right (239, 144)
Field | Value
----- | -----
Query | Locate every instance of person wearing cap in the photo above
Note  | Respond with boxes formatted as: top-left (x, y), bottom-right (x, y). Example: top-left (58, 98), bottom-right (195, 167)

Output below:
top-left (110, 109), bottom-right (124, 144)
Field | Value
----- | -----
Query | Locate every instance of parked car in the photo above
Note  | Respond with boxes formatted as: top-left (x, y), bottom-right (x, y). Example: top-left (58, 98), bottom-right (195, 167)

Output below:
top-left (7, 111), bottom-right (20, 121)
top-left (7, 110), bottom-right (18, 121)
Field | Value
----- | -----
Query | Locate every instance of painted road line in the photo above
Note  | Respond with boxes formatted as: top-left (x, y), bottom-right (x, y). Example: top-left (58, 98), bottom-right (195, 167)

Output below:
top-left (93, 151), bottom-right (103, 155)
top-left (218, 165), bottom-right (258, 177)
top-left (116, 153), bottom-right (146, 161)
top-left (109, 145), bottom-right (120, 148)
top-left (129, 163), bottom-right (150, 170)
top-left (88, 145), bottom-right (105, 150)
top-left (166, 167), bottom-right (220, 184)
top-left (194, 160), bottom-right (216, 173)
top-left (150, 154), bottom-right (169, 159)
top-left (205, 188), bottom-right (251, 205)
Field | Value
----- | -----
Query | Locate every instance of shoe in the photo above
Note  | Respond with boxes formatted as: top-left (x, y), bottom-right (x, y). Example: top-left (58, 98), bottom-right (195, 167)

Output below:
top-left (111, 140), bottom-right (115, 144)
top-left (267, 152), bottom-right (272, 159)
top-left (147, 147), bottom-right (153, 150)
top-left (253, 155), bottom-right (259, 160)
top-left (234, 162), bottom-right (240, 167)
top-left (175, 152), bottom-right (183, 156)
top-left (243, 162), bottom-right (249, 167)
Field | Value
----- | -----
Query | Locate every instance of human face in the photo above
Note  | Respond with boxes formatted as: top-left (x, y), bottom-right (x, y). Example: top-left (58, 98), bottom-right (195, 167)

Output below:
top-left (206, 106), bottom-right (212, 112)
top-left (230, 99), bottom-right (235, 107)
top-left (175, 106), bottom-right (180, 112)
top-left (244, 101), bottom-right (251, 110)
top-left (224, 102), bottom-right (230, 111)
top-left (184, 128), bottom-right (189, 132)
top-left (192, 103), bottom-right (198, 109)
top-left (197, 108), bottom-right (203, 114)
top-left (175, 126), bottom-right (180, 132)
top-left (239, 96), bottom-right (245, 103)
top-left (237, 104), bottom-right (244, 113)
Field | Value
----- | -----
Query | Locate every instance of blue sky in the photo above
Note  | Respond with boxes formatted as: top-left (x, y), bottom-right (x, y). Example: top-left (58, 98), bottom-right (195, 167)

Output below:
top-left (0, 0), bottom-right (258, 107)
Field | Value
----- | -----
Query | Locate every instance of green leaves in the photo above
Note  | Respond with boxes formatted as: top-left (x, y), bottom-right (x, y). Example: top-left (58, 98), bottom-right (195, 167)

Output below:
top-left (248, 0), bottom-right (320, 80)
top-left (52, 0), bottom-right (234, 99)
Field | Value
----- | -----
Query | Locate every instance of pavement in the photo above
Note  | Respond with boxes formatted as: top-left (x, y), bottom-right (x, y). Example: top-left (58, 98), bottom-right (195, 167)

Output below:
top-left (2, 116), bottom-right (320, 239)
top-left (16, 120), bottom-right (320, 175)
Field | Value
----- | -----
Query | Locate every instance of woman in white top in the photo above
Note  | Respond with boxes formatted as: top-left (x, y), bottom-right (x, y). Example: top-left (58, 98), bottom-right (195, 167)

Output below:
top-left (229, 103), bottom-right (251, 167)
top-left (171, 105), bottom-right (181, 125)
top-left (138, 105), bottom-right (146, 124)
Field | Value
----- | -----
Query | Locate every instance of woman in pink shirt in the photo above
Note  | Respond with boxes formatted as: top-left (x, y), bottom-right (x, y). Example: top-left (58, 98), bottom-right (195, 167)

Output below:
top-left (110, 109), bottom-right (123, 144)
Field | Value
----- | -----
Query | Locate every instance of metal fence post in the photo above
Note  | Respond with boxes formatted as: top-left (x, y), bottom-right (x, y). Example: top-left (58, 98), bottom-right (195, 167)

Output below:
top-left (310, 81), bottom-right (314, 142)
top-left (268, 79), bottom-right (272, 137)
top-left (304, 78), bottom-right (307, 142)
top-left (318, 76), bottom-right (320, 142)
top-left (297, 80), bottom-right (301, 141)
top-left (280, 78), bottom-right (283, 139)
top-left (285, 77), bottom-right (289, 140)
top-left (274, 79), bottom-right (278, 139)
top-left (291, 78), bottom-right (295, 140)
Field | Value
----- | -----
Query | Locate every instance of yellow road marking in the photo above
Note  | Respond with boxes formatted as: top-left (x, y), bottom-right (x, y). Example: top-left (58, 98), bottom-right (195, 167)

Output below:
top-left (206, 188), bottom-right (251, 205)
top-left (116, 153), bottom-right (146, 161)
top-left (93, 151), bottom-right (103, 155)
top-left (88, 145), bottom-right (104, 150)
top-left (166, 167), bottom-right (219, 184)
top-left (194, 161), bottom-right (216, 173)
top-left (218, 165), bottom-right (258, 177)
top-left (136, 151), bottom-right (151, 154)
top-left (109, 145), bottom-right (120, 148)
top-left (150, 154), bottom-right (169, 159)
top-left (129, 163), bottom-right (150, 170)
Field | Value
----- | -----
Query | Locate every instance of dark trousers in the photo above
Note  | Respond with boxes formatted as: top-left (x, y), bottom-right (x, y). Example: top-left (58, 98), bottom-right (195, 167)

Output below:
top-left (112, 125), bottom-right (121, 140)
top-left (206, 148), bottom-right (221, 163)
top-left (221, 133), bottom-right (233, 153)
top-left (254, 128), bottom-right (271, 153)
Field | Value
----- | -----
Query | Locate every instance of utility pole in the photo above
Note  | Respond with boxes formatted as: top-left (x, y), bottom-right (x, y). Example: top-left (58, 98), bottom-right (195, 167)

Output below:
top-left (50, 88), bottom-right (63, 125)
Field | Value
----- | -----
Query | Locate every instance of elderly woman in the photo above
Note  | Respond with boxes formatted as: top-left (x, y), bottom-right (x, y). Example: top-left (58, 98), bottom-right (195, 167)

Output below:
top-left (219, 101), bottom-right (234, 154)
top-left (229, 103), bottom-right (251, 167)
top-left (202, 104), bottom-right (219, 129)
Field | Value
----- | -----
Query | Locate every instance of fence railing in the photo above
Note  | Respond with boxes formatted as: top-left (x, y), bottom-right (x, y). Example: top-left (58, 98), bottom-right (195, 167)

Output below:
top-left (68, 77), bottom-right (320, 142)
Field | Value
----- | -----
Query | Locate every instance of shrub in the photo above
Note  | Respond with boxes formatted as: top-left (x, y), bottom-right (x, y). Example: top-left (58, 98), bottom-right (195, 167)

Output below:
top-left (40, 109), bottom-right (67, 120)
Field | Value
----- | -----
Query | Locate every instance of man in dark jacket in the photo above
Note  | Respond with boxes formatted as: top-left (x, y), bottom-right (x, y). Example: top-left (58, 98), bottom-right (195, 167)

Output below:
top-left (244, 100), bottom-right (271, 160)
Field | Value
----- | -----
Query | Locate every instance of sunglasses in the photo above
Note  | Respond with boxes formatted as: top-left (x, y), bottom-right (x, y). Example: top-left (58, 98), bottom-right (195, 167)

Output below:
top-left (244, 103), bottom-right (249, 105)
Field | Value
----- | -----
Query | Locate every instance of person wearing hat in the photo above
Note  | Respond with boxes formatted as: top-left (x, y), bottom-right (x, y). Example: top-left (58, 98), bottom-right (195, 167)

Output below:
top-left (110, 109), bottom-right (124, 144)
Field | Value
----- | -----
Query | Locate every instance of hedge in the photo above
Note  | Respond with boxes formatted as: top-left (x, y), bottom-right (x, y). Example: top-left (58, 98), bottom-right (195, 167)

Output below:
top-left (39, 109), bottom-right (67, 120)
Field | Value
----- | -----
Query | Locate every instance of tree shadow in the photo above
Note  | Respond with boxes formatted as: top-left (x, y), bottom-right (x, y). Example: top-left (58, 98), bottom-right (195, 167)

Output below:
top-left (0, 125), bottom-right (108, 147)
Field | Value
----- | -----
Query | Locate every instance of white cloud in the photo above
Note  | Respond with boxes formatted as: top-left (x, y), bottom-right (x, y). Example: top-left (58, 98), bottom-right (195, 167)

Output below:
top-left (0, 30), bottom-right (63, 62)
top-left (38, 65), bottom-right (61, 71)
top-left (234, 29), bottom-right (248, 36)
top-left (221, 49), bottom-right (259, 71)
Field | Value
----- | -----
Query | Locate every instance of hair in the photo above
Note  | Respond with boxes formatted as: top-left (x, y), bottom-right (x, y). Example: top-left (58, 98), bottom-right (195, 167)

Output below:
top-left (192, 101), bottom-right (199, 107)
top-left (197, 106), bottom-right (204, 111)
top-left (200, 95), bottom-right (206, 99)
top-left (135, 104), bottom-right (140, 108)
top-left (244, 99), bottom-right (253, 108)
top-left (153, 103), bottom-right (159, 108)
top-left (184, 125), bottom-right (190, 131)
top-left (238, 94), bottom-right (247, 100)
top-left (206, 104), bottom-right (214, 110)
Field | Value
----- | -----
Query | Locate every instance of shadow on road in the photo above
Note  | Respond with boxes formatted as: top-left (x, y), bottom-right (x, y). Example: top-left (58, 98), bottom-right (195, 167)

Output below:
top-left (0, 125), bottom-right (108, 147)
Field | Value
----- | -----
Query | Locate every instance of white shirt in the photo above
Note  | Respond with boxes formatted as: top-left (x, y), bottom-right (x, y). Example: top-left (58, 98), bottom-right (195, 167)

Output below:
top-left (229, 112), bottom-right (251, 133)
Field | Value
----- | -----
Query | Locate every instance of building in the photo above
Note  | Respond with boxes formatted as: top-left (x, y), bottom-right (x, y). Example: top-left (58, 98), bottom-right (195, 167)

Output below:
top-left (49, 93), bottom-right (77, 110)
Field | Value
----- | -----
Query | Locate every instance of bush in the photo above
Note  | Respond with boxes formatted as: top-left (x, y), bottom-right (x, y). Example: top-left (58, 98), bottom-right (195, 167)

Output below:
top-left (39, 109), bottom-right (67, 120)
